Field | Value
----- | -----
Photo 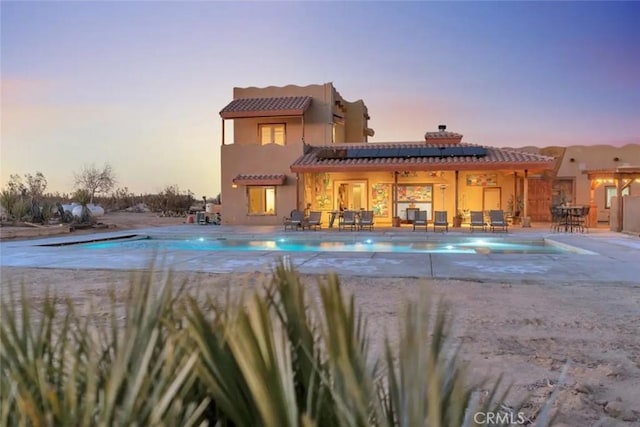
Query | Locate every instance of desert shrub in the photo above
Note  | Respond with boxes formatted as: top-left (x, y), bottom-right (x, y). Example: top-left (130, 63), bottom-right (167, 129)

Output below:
top-left (141, 186), bottom-right (194, 215)
top-left (0, 264), bottom-right (558, 426)
top-left (0, 189), bottom-right (20, 219)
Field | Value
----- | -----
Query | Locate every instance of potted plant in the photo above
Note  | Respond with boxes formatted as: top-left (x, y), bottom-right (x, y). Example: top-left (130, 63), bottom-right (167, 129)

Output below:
top-left (508, 195), bottom-right (524, 225)
top-left (453, 211), bottom-right (464, 228)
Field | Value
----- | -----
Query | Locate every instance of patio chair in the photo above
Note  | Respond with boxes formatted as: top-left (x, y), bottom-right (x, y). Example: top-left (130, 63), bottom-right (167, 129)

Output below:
top-left (196, 211), bottom-right (207, 225)
top-left (469, 211), bottom-right (487, 232)
top-left (489, 210), bottom-right (508, 232)
top-left (358, 210), bottom-right (375, 231)
top-left (433, 210), bottom-right (448, 232)
top-left (284, 210), bottom-right (304, 231)
top-left (550, 206), bottom-right (564, 232)
top-left (304, 211), bottom-right (323, 231)
top-left (339, 210), bottom-right (357, 231)
top-left (413, 210), bottom-right (428, 231)
top-left (572, 205), bottom-right (590, 233)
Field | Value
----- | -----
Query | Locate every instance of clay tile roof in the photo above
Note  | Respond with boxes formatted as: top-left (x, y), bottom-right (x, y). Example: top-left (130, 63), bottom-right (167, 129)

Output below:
top-left (232, 174), bottom-right (287, 186)
top-left (220, 96), bottom-right (312, 119)
top-left (290, 143), bottom-right (555, 173)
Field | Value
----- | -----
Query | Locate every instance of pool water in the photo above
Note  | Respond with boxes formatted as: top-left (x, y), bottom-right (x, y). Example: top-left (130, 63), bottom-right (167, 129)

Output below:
top-left (80, 237), bottom-right (569, 254)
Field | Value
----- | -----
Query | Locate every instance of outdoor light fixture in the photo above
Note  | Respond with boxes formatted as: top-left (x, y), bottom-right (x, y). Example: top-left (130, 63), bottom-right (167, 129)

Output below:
top-left (613, 157), bottom-right (620, 162)
top-left (231, 183), bottom-right (238, 188)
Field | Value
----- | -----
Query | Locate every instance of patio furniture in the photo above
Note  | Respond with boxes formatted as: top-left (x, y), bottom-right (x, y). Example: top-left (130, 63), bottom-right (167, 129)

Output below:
top-left (433, 210), bottom-right (448, 232)
top-left (284, 210), bottom-right (304, 231)
top-left (550, 206), bottom-right (565, 232)
top-left (413, 210), bottom-right (428, 231)
top-left (406, 208), bottom-right (420, 224)
top-left (196, 211), bottom-right (207, 225)
top-left (469, 211), bottom-right (487, 232)
top-left (489, 210), bottom-right (508, 232)
top-left (568, 205), bottom-right (590, 233)
top-left (358, 210), bottom-right (375, 231)
top-left (329, 211), bottom-right (339, 228)
top-left (339, 210), bottom-right (357, 231)
top-left (555, 205), bottom-right (585, 233)
top-left (304, 211), bottom-right (323, 231)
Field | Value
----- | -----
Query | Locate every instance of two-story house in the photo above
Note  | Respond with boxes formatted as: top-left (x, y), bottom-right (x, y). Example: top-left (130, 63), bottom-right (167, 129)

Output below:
top-left (219, 83), bottom-right (560, 226)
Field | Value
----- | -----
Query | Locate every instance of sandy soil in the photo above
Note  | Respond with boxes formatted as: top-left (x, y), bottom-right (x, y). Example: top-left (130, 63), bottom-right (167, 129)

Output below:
top-left (1, 212), bottom-right (639, 426)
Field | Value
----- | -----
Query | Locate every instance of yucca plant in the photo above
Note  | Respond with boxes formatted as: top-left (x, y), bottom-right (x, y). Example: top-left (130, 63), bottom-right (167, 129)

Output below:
top-left (0, 270), bottom-right (208, 426)
top-left (1, 261), bottom-right (558, 426)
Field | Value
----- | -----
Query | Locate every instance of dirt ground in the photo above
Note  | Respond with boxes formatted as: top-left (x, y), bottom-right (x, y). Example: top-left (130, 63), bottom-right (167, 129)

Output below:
top-left (1, 212), bottom-right (639, 426)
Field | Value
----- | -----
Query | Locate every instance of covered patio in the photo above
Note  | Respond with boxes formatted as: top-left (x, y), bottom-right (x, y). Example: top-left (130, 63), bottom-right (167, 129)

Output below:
top-left (584, 166), bottom-right (640, 232)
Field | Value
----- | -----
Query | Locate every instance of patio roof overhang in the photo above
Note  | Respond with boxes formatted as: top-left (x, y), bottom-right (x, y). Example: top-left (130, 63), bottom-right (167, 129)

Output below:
top-left (583, 166), bottom-right (640, 181)
top-left (232, 174), bottom-right (287, 186)
top-left (220, 96), bottom-right (312, 119)
top-left (290, 143), bottom-right (555, 174)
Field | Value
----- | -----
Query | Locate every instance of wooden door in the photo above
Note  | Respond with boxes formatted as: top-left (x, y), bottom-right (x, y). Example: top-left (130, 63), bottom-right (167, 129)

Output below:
top-left (528, 178), bottom-right (553, 221)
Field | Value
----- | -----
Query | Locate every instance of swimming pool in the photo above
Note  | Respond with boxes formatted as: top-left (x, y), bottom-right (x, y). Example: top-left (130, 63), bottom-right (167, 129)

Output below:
top-left (77, 236), bottom-right (571, 254)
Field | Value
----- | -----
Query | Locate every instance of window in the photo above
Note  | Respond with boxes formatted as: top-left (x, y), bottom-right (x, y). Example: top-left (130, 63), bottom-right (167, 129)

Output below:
top-left (259, 124), bottom-right (285, 146)
top-left (247, 186), bottom-right (276, 215)
top-left (605, 185), bottom-right (629, 209)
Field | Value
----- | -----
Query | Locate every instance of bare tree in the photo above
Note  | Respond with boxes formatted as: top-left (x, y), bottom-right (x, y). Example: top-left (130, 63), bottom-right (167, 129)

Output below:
top-left (73, 163), bottom-right (117, 204)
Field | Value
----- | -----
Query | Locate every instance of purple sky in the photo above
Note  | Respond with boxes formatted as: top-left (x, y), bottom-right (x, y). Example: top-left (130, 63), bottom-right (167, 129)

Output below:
top-left (2, 1), bottom-right (639, 196)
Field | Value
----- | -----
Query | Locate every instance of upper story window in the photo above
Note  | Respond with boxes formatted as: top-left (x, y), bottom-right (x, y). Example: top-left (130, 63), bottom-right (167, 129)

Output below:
top-left (259, 124), bottom-right (285, 146)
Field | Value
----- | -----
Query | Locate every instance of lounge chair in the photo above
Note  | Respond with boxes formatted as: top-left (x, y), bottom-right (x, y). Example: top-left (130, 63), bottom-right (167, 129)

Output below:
top-left (284, 210), bottom-right (304, 231)
top-left (413, 210), bottom-right (428, 231)
top-left (358, 210), bottom-right (374, 231)
top-left (489, 210), bottom-right (508, 232)
top-left (339, 210), bottom-right (357, 231)
top-left (433, 210), bottom-right (448, 232)
top-left (469, 211), bottom-right (487, 232)
top-left (304, 211), bottom-right (323, 231)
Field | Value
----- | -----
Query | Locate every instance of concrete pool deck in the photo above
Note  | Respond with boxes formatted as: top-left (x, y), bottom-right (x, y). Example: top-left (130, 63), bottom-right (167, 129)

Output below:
top-left (1, 224), bottom-right (639, 285)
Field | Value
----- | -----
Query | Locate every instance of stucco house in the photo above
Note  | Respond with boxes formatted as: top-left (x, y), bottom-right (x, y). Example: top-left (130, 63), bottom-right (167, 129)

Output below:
top-left (219, 82), bottom-right (639, 231)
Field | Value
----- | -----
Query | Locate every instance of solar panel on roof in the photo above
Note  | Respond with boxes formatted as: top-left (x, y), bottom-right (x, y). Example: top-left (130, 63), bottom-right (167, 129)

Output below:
top-left (400, 148), bottom-right (422, 157)
top-left (461, 147), bottom-right (487, 157)
top-left (419, 147), bottom-right (441, 157)
top-left (376, 148), bottom-right (400, 157)
top-left (346, 149), bottom-right (362, 158)
top-left (441, 147), bottom-right (465, 157)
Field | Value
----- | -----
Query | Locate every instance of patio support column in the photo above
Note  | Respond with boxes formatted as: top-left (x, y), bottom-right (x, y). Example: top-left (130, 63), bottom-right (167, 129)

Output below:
top-left (296, 173), bottom-right (301, 211)
top-left (588, 180), bottom-right (598, 228)
top-left (393, 171), bottom-right (399, 224)
top-left (523, 169), bottom-right (530, 227)
top-left (454, 170), bottom-right (459, 217)
top-left (221, 118), bottom-right (225, 145)
top-left (301, 115), bottom-right (305, 142)
top-left (616, 175), bottom-right (624, 232)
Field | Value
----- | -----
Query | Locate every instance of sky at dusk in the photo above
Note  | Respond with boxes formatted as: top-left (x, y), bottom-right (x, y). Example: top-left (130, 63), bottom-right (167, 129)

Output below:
top-left (2, 1), bottom-right (639, 197)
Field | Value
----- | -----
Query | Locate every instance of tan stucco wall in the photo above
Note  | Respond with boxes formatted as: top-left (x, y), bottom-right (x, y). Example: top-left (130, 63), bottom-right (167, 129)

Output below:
top-left (221, 143), bottom-right (301, 225)
top-left (622, 196), bottom-right (640, 233)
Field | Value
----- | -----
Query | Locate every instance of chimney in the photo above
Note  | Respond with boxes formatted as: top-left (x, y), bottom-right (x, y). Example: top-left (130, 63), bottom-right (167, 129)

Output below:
top-left (438, 124), bottom-right (447, 132)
